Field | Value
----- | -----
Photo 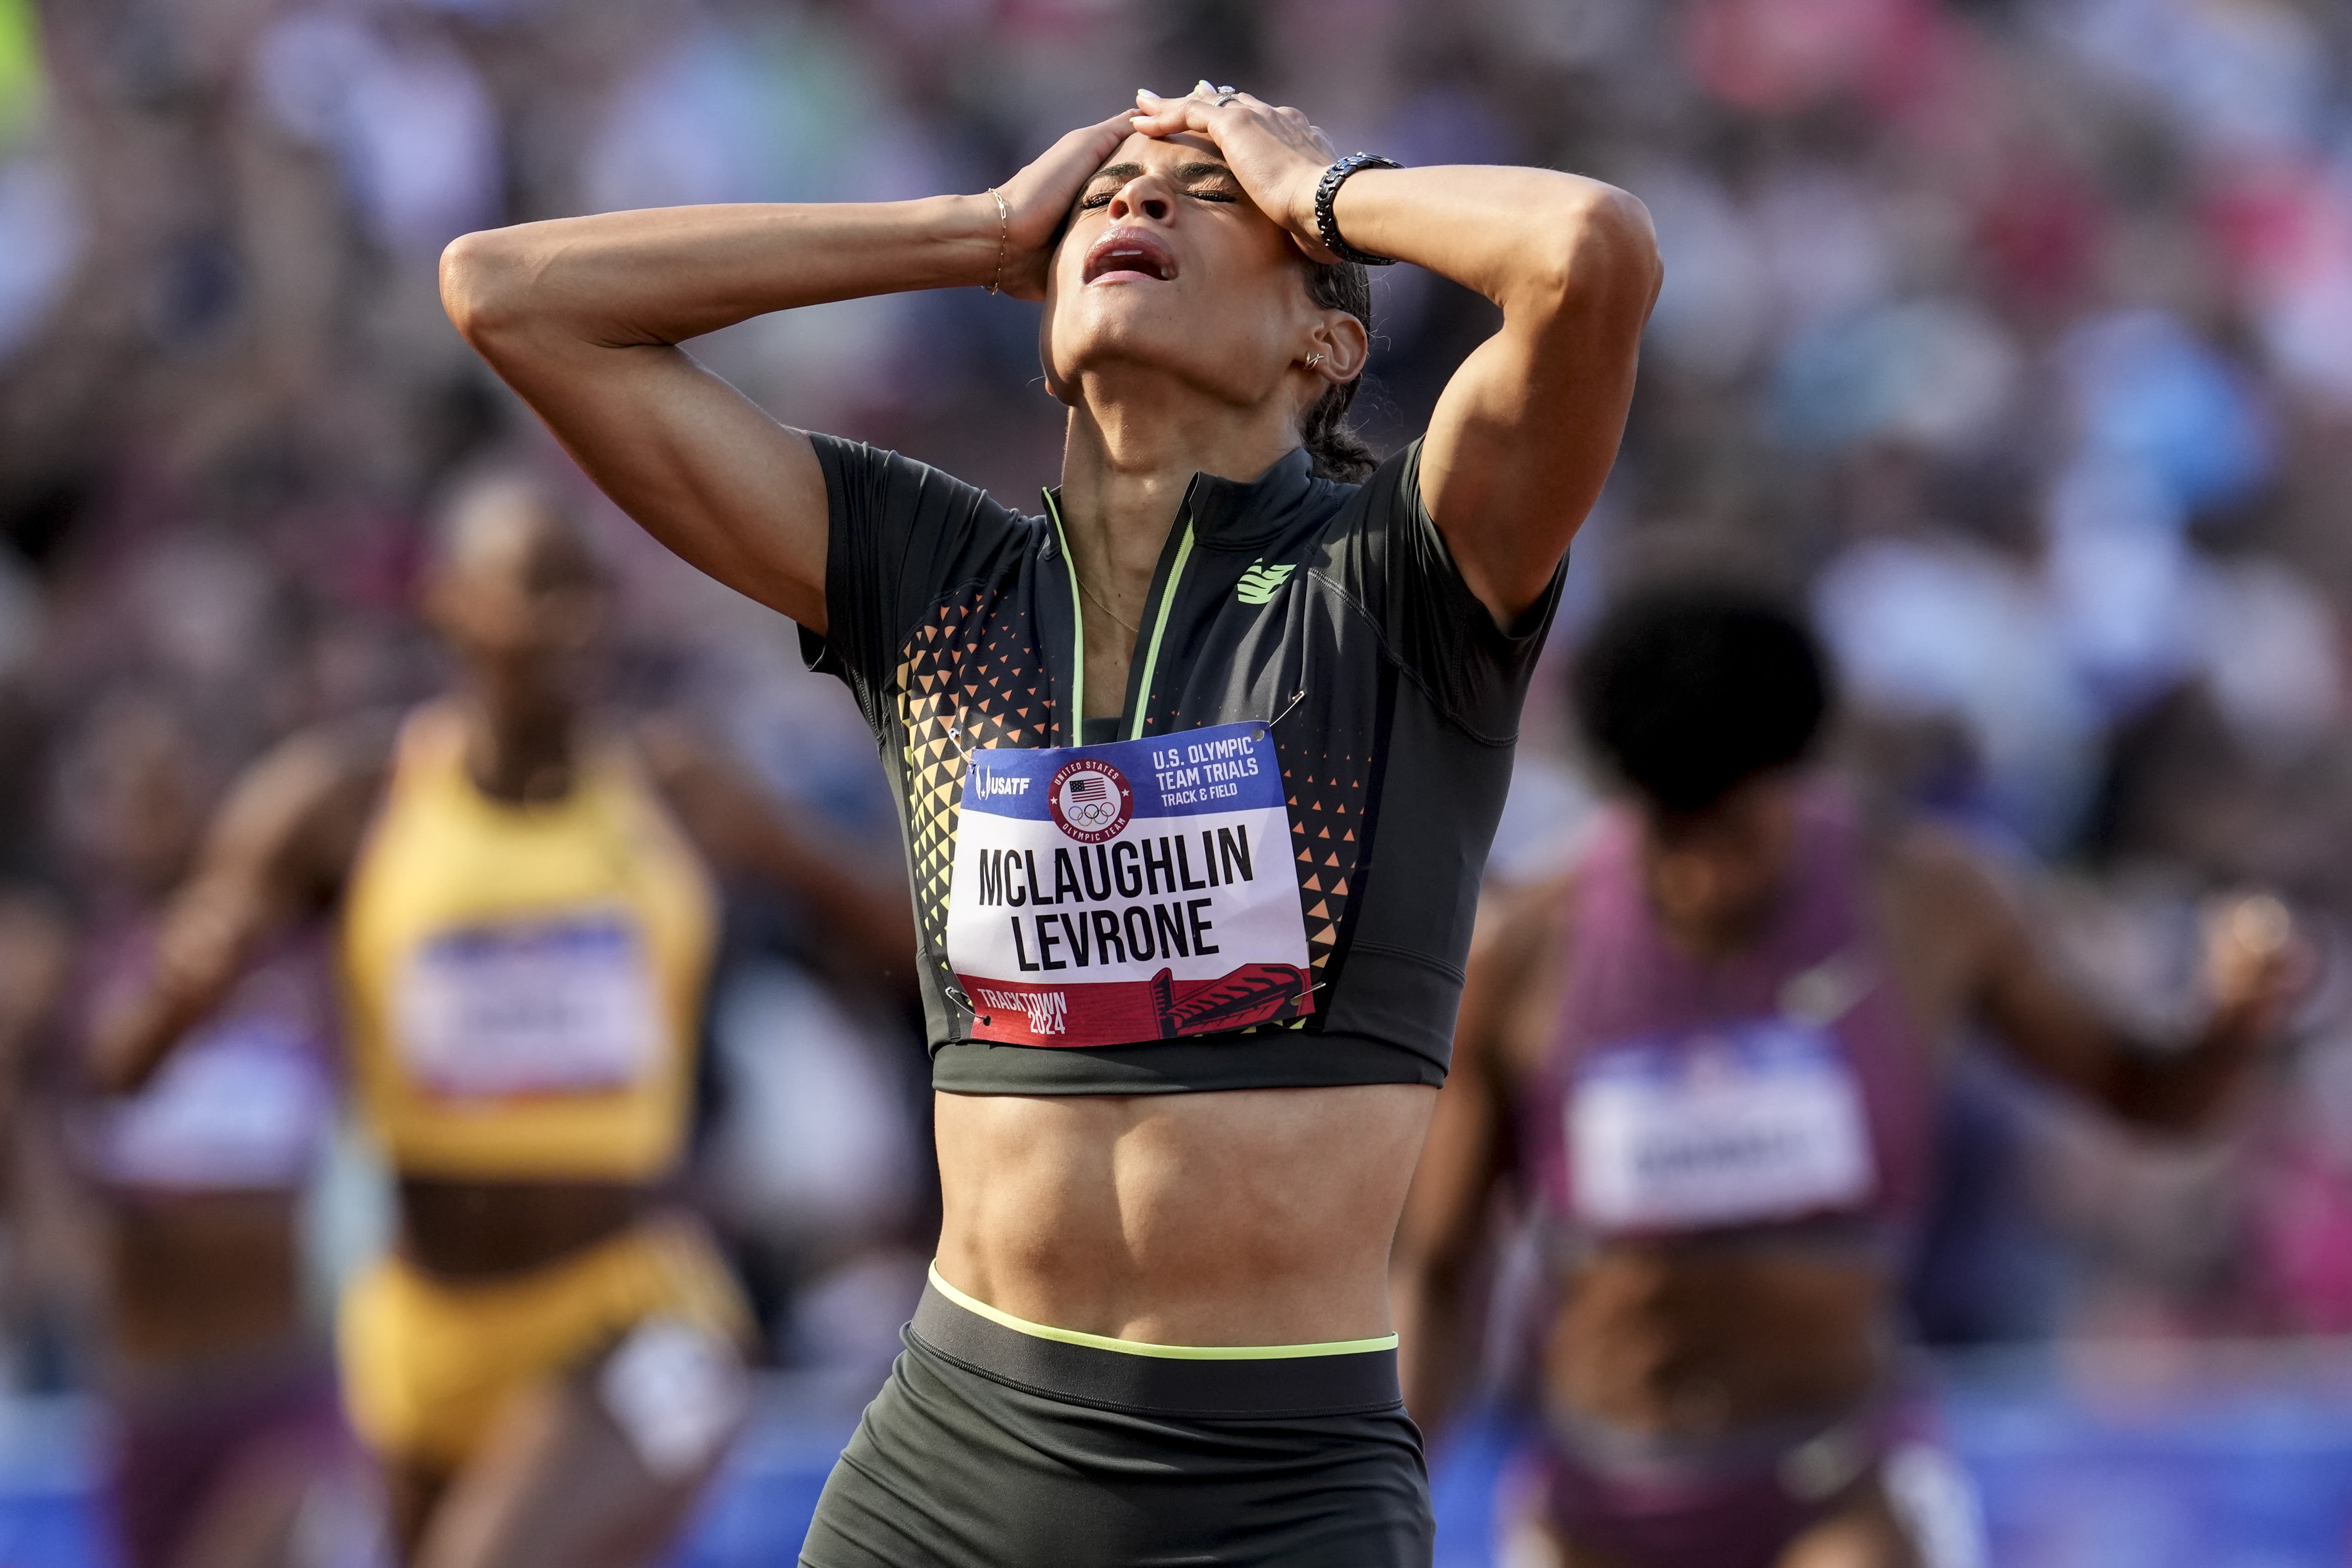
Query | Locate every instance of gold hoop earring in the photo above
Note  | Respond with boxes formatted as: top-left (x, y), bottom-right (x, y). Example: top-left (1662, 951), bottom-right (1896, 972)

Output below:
top-left (1304, 353), bottom-right (1325, 369)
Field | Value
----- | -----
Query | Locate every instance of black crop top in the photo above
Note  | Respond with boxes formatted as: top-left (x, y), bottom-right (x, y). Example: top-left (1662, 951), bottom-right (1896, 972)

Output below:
top-left (803, 436), bottom-right (1563, 1094)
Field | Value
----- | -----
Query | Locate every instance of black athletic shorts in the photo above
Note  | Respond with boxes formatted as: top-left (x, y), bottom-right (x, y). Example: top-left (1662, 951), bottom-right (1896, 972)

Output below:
top-left (799, 1277), bottom-right (1432, 1567)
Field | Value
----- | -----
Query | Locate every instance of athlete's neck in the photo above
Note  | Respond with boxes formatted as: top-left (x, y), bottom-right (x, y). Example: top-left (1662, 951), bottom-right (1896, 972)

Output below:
top-left (452, 686), bottom-right (582, 805)
top-left (1054, 391), bottom-right (1299, 719)
top-left (1638, 839), bottom-right (1791, 963)
top-left (1056, 389), bottom-right (1299, 608)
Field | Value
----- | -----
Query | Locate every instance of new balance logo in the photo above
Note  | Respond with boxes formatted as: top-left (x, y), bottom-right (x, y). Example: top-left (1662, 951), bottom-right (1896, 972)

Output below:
top-left (1236, 560), bottom-right (1296, 605)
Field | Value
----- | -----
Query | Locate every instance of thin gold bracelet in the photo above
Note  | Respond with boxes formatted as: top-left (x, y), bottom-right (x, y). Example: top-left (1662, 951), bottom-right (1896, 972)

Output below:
top-left (985, 187), bottom-right (1011, 295)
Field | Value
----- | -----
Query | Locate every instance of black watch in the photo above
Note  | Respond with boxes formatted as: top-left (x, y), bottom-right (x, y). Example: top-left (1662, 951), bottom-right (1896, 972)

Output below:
top-left (1313, 153), bottom-right (1403, 266)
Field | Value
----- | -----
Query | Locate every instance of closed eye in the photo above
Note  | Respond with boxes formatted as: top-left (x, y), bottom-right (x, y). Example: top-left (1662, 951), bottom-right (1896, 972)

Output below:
top-left (1077, 181), bottom-right (1242, 211)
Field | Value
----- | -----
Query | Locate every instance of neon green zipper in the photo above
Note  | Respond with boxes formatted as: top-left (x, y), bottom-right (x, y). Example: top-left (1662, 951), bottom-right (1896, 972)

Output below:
top-left (1126, 521), bottom-right (1195, 740)
top-left (1044, 491), bottom-right (1194, 743)
top-left (1045, 490), bottom-right (1088, 729)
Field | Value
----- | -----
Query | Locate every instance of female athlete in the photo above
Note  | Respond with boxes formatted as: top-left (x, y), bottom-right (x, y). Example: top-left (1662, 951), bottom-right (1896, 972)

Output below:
top-left (1394, 583), bottom-right (2295, 1568)
top-left (439, 83), bottom-right (1661, 1566)
top-left (89, 479), bottom-right (913, 1568)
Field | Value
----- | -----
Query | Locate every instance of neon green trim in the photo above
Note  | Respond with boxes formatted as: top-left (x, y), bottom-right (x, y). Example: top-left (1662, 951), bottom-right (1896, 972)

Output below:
top-left (928, 1264), bottom-right (1397, 1360)
top-left (1128, 516), bottom-right (1194, 741)
top-left (1042, 490), bottom-right (1084, 734)
top-left (0, 0), bottom-right (41, 147)
top-left (1045, 493), bottom-right (1197, 744)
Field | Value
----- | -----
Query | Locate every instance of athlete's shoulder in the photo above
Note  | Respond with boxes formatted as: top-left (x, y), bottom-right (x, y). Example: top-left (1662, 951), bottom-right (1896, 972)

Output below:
top-left (1304, 438), bottom-right (1422, 529)
top-left (808, 432), bottom-right (1036, 537)
top-left (255, 708), bottom-right (402, 803)
top-left (1875, 811), bottom-right (2020, 968)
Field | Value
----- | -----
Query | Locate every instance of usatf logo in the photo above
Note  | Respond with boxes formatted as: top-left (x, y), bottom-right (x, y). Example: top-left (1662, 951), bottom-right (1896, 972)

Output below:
top-left (1235, 560), bottom-right (1296, 605)
top-left (1046, 758), bottom-right (1135, 843)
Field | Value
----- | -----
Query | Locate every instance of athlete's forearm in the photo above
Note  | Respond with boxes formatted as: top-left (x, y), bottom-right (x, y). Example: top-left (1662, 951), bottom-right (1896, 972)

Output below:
top-left (1334, 165), bottom-right (1656, 621)
top-left (2101, 1007), bottom-right (2270, 1133)
top-left (641, 722), bottom-right (918, 986)
top-left (0, 897), bottom-right (68, 1139)
top-left (1983, 882), bottom-right (2289, 1134)
top-left (86, 880), bottom-right (270, 1096)
top-left (712, 811), bottom-right (917, 987)
top-left (88, 984), bottom-right (206, 1098)
top-left (1392, 1252), bottom-right (1480, 1438)
top-left (88, 734), bottom-right (366, 1098)
top-left (758, 841), bottom-right (916, 985)
top-left (1330, 166), bottom-right (1659, 323)
top-left (440, 196), bottom-right (1007, 356)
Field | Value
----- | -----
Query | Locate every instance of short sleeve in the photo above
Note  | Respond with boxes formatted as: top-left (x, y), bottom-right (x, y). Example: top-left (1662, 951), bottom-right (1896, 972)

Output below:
top-left (1359, 438), bottom-right (1569, 744)
top-left (800, 434), bottom-right (1031, 735)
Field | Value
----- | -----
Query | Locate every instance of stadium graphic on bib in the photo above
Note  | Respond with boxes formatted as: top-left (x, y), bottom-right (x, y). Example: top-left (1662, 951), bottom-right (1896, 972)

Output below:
top-left (945, 720), bottom-right (1313, 1046)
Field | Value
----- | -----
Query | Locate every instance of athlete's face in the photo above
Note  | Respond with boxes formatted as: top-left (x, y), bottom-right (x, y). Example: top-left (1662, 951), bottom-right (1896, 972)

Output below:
top-left (424, 498), bottom-right (607, 715)
top-left (1040, 133), bottom-right (1361, 424)
top-left (1639, 774), bottom-right (1801, 958)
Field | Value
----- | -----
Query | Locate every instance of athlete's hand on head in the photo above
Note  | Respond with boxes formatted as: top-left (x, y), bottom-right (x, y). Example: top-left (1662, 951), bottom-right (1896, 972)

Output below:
top-left (988, 110), bottom-right (1144, 300)
top-left (1127, 82), bottom-right (1344, 263)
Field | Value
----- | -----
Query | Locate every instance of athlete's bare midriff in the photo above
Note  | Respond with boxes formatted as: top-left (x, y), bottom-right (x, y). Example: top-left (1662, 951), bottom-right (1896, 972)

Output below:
top-left (1546, 1242), bottom-right (1890, 1436)
top-left (396, 1175), bottom-right (646, 1280)
top-left (935, 1082), bottom-right (1435, 1346)
top-left (110, 1192), bottom-right (304, 1368)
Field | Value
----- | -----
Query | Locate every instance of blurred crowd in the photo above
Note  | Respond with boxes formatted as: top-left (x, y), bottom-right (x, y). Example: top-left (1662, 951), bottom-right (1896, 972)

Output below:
top-left (1, 0), bottom-right (2351, 1445)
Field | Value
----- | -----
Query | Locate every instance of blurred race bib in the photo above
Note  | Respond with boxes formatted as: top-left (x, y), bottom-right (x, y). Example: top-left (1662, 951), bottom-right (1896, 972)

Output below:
top-left (95, 1017), bottom-right (332, 1190)
top-left (1571, 1017), bottom-right (1875, 1230)
top-left (396, 913), bottom-right (662, 1097)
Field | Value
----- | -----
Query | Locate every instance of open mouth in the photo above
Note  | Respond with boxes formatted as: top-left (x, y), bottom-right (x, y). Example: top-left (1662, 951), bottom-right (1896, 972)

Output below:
top-left (1083, 227), bottom-right (1178, 285)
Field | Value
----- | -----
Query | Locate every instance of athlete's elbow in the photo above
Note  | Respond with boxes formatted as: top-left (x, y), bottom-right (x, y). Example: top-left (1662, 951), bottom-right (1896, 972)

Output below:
top-left (1598, 187), bottom-right (1665, 303)
top-left (439, 227), bottom-right (534, 349)
top-left (1512, 185), bottom-right (1662, 327)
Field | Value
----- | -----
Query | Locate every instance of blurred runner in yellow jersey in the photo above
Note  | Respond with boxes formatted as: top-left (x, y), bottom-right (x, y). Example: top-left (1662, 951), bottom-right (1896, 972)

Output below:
top-left (89, 476), bottom-right (911, 1568)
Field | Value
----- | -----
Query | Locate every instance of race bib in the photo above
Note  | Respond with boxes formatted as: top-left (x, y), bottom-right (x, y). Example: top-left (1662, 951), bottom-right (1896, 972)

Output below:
top-left (945, 721), bottom-right (1313, 1046)
top-left (1570, 1018), bottom-right (1875, 1230)
top-left (96, 1018), bottom-right (332, 1190)
top-left (396, 914), bottom-right (663, 1097)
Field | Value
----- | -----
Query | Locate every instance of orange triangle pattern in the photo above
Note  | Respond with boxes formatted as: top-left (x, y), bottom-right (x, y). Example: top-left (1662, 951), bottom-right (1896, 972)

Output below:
top-left (1235, 738), bottom-right (1371, 1038)
top-left (890, 589), bottom-right (1052, 1006)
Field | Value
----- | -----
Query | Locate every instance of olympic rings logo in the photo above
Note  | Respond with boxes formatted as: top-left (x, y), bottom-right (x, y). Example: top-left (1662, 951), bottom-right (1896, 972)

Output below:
top-left (1047, 759), bottom-right (1135, 844)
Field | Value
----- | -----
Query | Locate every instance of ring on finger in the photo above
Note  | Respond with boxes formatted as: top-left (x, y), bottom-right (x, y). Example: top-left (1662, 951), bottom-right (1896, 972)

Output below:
top-left (1215, 92), bottom-right (1242, 106)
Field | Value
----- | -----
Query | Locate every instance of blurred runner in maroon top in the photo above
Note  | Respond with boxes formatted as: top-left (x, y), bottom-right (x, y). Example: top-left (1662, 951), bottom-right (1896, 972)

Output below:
top-left (1396, 582), bottom-right (2296, 1568)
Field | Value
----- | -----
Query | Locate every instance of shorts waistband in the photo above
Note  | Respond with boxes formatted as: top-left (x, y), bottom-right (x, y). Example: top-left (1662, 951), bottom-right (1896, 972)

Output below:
top-left (907, 1266), bottom-right (1402, 1419)
top-left (1540, 1380), bottom-right (1917, 1487)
